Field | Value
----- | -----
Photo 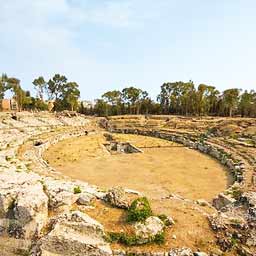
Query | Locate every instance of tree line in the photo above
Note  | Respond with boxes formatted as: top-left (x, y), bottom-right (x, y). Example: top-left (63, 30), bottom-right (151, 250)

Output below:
top-left (1, 73), bottom-right (255, 117)
top-left (82, 81), bottom-right (256, 117)
top-left (0, 73), bottom-right (80, 111)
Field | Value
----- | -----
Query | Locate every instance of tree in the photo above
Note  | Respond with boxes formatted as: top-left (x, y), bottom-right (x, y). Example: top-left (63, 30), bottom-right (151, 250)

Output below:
top-left (122, 87), bottom-right (144, 114)
top-left (47, 74), bottom-right (67, 100)
top-left (239, 90), bottom-right (255, 117)
top-left (33, 76), bottom-right (46, 101)
top-left (221, 88), bottom-right (240, 117)
top-left (62, 82), bottom-right (80, 111)
top-left (102, 90), bottom-right (122, 115)
top-left (94, 99), bottom-right (108, 116)
top-left (0, 74), bottom-right (8, 101)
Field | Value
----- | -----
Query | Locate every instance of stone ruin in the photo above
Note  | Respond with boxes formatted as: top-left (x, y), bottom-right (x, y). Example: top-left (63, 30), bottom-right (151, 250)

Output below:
top-left (104, 141), bottom-right (143, 154)
top-left (0, 113), bottom-right (255, 255)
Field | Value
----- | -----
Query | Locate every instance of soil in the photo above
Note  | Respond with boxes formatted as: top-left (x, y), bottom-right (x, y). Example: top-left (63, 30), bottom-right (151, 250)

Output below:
top-left (44, 133), bottom-right (232, 201)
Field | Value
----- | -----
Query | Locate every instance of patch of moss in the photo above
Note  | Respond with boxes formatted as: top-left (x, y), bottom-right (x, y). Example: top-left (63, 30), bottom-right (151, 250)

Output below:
top-left (73, 186), bottom-right (82, 194)
top-left (127, 197), bottom-right (152, 222)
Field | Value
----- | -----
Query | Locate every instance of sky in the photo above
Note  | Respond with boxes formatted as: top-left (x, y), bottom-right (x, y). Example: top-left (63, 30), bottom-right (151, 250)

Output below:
top-left (1, 0), bottom-right (256, 100)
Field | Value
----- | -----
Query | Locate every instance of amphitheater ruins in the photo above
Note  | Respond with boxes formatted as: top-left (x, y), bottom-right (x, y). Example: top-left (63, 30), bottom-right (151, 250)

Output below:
top-left (0, 112), bottom-right (255, 256)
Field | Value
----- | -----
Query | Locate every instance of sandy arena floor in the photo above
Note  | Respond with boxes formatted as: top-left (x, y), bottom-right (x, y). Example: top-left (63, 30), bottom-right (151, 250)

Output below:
top-left (44, 133), bottom-right (232, 201)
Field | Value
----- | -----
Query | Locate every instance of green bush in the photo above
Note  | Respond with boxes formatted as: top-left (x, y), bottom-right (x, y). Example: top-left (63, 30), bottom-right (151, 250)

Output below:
top-left (127, 197), bottom-right (152, 222)
top-left (73, 186), bottom-right (82, 194)
top-left (153, 232), bottom-right (165, 244)
top-left (106, 232), bottom-right (139, 246)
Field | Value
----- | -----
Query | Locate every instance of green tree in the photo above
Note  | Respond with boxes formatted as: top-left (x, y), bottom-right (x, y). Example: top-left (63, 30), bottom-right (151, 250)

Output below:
top-left (47, 74), bottom-right (67, 100)
top-left (221, 88), bottom-right (240, 117)
top-left (122, 87), bottom-right (143, 114)
top-left (32, 76), bottom-right (46, 101)
top-left (0, 74), bottom-right (8, 102)
top-left (102, 90), bottom-right (122, 115)
top-left (62, 82), bottom-right (80, 111)
top-left (239, 90), bottom-right (255, 117)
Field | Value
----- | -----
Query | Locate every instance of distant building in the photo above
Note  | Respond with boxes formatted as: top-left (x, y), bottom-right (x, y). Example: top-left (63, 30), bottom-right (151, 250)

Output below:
top-left (81, 100), bottom-right (96, 109)
top-left (1, 98), bottom-right (18, 111)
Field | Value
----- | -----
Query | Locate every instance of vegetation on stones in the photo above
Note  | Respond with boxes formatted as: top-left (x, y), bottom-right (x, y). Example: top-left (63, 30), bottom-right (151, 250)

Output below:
top-left (127, 197), bottom-right (152, 222)
top-left (157, 214), bottom-right (173, 226)
top-left (73, 186), bottom-right (82, 194)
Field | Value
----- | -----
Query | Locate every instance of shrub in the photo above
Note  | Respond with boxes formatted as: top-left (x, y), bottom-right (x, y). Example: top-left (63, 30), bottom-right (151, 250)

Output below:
top-left (73, 186), bottom-right (82, 194)
top-left (106, 231), bottom-right (166, 246)
top-left (106, 232), bottom-right (139, 246)
top-left (127, 197), bottom-right (152, 222)
top-left (154, 232), bottom-right (165, 244)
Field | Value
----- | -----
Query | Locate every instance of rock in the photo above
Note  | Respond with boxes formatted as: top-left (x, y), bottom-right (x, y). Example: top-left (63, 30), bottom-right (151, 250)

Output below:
top-left (212, 193), bottom-right (236, 210)
top-left (168, 248), bottom-right (193, 256)
top-left (193, 252), bottom-right (208, 256)
top-left (0, 170), bottom-right (48, 239)
top-left (43, 178), bottom-right (100, 209)
top-left (246, 229), bottom-right (256, 246)
top-left (40, 211), bottom-right (112, 256)
top-left (77, 193), bottom-right (95, 205)
top-left (43, 178), bottom-right (78, 208)
top-left (134, 216), bottom-right (164, 244)
top-left (124, 188), bottom-right (142, 196)
top-left (104, 187), bottom-right (129, 209)
top-left (242, 192), bottom-right (256, 207)
top-left (196, 199), bottom-right (210, 207)
top-left (13, 182), bottom-right (48, 238)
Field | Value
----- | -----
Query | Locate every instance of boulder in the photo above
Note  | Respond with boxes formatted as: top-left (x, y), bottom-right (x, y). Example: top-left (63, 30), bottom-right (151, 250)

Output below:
top-left (43, 178), bottom-right (100, 209)
top-left (77, 193), bottom-right (95, 205)
top-left (134, 216), bottom-right (164, 244)
top-left (13, 182), bottom-right (48, 238)
top-left (0, 170), bottom-right (48, 239)
top-left (40, 211), bottom-right (112, 256)
top-left (103, 187), bottom-right (129, 209)
top-left (212, 193), bottom-right (236, 210)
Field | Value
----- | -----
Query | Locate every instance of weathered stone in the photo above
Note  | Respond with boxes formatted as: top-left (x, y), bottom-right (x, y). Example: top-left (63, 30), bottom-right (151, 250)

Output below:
top-left (104, 187), bottom-right (129, 209)
top-left (196, 199), bottom-right (210, 207)
top-left (77, 193), bottom-right (95, 205)
top-left (193, 252), bottom-right (208, 256)
top-left (40, 211), bottom-right (112, 256)
top-left (13, 182), bottom-right (48, 238)
top-left (168, 248), bottom-right (193, 256)
top-left (134, 216), bottom-right (164, 244)
top-left (212, 193), bottom-right (235, 210)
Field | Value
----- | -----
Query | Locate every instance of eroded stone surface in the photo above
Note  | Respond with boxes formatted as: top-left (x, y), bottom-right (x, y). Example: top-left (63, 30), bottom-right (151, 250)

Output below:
top-left (134, 216), bottom-right (164, 244)
top-left (39, 211), bottom-right (112, 256)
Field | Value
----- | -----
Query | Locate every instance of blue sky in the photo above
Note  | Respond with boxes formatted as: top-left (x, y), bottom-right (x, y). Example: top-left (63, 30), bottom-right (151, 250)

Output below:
top-left (1, 0), bottom-right (256, 100)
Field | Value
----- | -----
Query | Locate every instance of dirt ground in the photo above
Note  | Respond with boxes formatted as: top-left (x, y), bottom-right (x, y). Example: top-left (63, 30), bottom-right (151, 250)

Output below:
top-left (43, 132), bottom-right (236, 254)
top-left (44, 133), bottom-right (232, 201)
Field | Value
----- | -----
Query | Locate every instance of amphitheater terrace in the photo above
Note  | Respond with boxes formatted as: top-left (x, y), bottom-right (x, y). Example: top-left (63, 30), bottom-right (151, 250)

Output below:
top-left (0, 112), bottom-right (255, 256)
